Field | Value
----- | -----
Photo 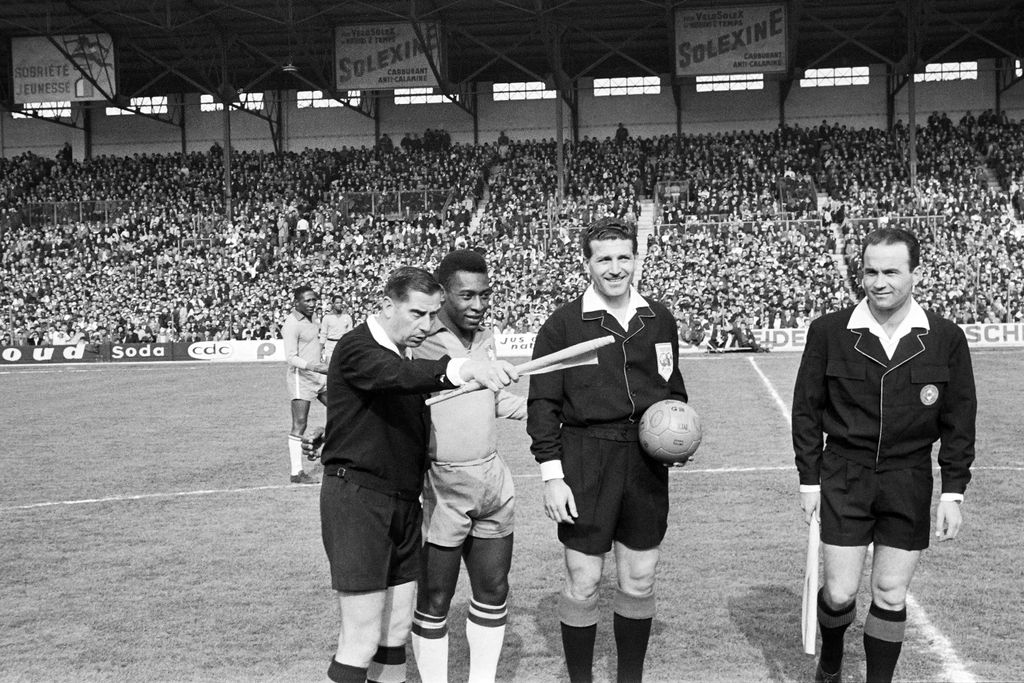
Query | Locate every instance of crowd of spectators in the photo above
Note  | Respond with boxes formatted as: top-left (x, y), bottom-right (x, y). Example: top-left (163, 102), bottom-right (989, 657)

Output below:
top-left (2, 114), bottom-right (1023, 349)
top-left (644, 220), bottom-right (849, 347)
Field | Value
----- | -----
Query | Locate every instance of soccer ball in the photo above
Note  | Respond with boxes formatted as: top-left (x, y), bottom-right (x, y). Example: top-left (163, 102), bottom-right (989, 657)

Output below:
top-left (639, 399), bottom-right (702, 464)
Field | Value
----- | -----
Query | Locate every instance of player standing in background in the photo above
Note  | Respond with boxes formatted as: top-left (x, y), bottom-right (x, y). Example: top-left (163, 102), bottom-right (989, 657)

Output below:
top-left (282, 285), bottom-right (328, 485)
top-left (793, 228), bottom-right (977, 683)
top-left (409, 250), bottom-right (526, 683)
top-left (527, 217), bottom-right (690, 683)
top-left (320, 294), bottom-right (354, 363)
top-left (313, 267), bottom-right (518, 683)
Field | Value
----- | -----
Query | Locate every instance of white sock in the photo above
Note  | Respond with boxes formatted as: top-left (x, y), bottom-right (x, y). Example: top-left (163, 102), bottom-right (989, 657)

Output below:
top-left (288, 435), bottom-right (303, 475)
top-left (411, 610), bottom-right (448, 683)
top-left (466, 600), bottom-right (507, 683)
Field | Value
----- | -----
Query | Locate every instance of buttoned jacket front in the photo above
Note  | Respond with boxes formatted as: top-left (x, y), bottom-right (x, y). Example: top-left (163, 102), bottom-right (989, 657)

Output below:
top-left (528, 289), bottom-right (689, 466)
top-left (792, 306), bottom-right (976, 495)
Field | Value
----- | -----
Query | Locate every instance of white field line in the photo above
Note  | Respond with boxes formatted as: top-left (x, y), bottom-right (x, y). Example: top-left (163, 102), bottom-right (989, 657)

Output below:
top-left (3, 466), bottom-right (1018, 515)
top-left (747, 356), bottom-right (792, 421)
top-left (905, 594), bottom-right (977, 683)
top-left (748, 357), bottom-right (977, 683)
top-left (0, 483), bottom-right (301, 513)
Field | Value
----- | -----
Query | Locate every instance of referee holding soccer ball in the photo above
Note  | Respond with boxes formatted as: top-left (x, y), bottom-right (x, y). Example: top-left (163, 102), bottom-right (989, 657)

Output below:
top-left (793, 228), bottom-right (977, 683)
top-left (528, 217), bottom-right (689, 683)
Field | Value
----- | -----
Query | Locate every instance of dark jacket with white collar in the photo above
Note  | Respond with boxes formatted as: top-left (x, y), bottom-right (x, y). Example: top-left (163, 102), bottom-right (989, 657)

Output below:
top-left (528, 289), bottom-right (689, 467)
top-left (792, 305), bottom-right (976, 495)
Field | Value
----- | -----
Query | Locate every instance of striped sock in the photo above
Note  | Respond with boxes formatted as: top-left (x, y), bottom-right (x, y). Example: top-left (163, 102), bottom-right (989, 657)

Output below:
top-left (863, 602), bottom-right (906, 683)
top-left (559, 592), bottom-right (599, 683)
top-left (287, 435), bottom-right (303, 475)
top-left (466, 599), bottom-right (508, 683)
top-left (328, 658), bottom-right (367, 683)
top-left (411, 610), bottom-right (448, 683)
top-left (818, 589), bottom-right (856, 674)
top-left (613, 589), bottom-right (655, 683)
top-left (366, 644), bottom-right (405, 683)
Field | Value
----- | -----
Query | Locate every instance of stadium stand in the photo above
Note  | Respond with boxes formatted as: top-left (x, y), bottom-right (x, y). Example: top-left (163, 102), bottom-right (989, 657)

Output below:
top-left (2, 116), bottom-right (1023, 347)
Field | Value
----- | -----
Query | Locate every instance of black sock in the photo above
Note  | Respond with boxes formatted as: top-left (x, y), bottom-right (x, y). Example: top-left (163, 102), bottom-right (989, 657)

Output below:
top-left (613, 613), bottom-right (652, 683)
top-left (818, 589), bottom-right (856, 674)
top-left (863, 602), bottom-right (907, 683)
top-left (561, 622), bottom-right (597, 683)
top-left (328, 658), bottom-right (368, 683)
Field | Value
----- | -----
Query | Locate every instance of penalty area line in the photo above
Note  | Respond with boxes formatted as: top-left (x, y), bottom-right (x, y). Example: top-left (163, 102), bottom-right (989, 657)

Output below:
top-left (747, 357), bottom-right (976, 683)
top-left (0, 483), bottom-right (314, 514)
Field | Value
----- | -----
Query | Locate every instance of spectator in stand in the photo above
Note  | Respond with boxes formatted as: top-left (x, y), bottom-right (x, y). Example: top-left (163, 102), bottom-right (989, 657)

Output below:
top-left (614, 123), bottom-right (629, 145)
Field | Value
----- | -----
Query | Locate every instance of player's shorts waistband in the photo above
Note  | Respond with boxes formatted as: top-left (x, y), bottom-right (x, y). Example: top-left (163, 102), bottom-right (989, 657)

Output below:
top-left (323, 466), bottom-right (420, 501)
top-left (563, 423), bottom-right (639, 442)
top-left (431, 452), bottom-right (498, 468)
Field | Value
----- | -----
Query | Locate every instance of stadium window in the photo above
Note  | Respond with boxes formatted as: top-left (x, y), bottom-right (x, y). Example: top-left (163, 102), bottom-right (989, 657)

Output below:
top-left (296, 90), bottom-right (360, 108)
top-left (395, 87), bottom-right (453, 105)
top-left (12, 101), bottom-right (71, 119)
top-left (105, 96), bottom-right (169, 116)
top-left (799, 67), bottom-right (869, 88)
top-left (695, 73), bottom-right (764, 92)
top-left (1016, 60), bottom-right (1022, 78)
top-left (593, 76), bottom-right (661, 97)
top-left (200, 92), bottom-right (265, 112)
top-left (492, 81), bottom-right (555, 101)
top-left (913, 61), bottom-right (977, 82)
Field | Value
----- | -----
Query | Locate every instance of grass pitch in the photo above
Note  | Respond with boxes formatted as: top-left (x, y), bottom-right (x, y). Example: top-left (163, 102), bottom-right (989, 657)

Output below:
top-left (1, 351), bottom-right (1022, 682)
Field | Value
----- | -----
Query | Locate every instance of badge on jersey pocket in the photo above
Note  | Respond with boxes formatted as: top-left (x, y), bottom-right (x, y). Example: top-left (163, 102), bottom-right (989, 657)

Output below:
top-left (655, 342), bottom-right (673, 380)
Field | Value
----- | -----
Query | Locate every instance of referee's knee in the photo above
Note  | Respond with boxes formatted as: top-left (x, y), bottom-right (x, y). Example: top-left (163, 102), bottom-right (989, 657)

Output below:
top-left (871, 582), bottom-right (909, 611)
top-left (822, 583), bottom-right (857, 610)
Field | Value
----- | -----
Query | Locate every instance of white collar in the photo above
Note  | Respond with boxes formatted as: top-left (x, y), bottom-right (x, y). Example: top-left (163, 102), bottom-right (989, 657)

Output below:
top-left (848, 298), bottom-right (929, 358)
top-left (367, 314), bottom-right (405, 357)
top-left (848, 297), bottom-right (929, 332)
top-left (581, 284), bottom-right (649, 315)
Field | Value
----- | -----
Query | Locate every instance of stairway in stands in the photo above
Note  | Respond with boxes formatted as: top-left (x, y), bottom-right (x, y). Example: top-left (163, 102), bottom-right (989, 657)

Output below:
top-left (468, 163), bottom-right (500, 235)
top-left (978, 159), bottom-right (1021, 227)
top-left (636, 198), bottom-right (656, 284)
top-left (983, 165), bottom-right (1002, 193)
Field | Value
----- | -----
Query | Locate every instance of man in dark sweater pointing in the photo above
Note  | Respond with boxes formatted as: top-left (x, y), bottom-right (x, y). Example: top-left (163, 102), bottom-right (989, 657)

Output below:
top-left (317, 266), bottom-right (517, 683)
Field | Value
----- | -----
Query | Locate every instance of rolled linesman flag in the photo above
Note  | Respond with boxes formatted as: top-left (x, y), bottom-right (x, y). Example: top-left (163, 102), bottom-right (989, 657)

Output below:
top-left (425, 335), bottom-right (616, 406)
top-left (802, 514), bottom-right (821, 655)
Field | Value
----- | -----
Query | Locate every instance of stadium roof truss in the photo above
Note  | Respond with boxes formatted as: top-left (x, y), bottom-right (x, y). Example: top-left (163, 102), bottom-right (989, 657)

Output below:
top-left (1, 0), bottom-right (1023, 141)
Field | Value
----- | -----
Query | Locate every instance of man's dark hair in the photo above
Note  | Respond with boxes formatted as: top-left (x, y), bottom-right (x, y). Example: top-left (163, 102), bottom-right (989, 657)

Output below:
top-left (436, 249), bottom-right (488, 290)
top-left (861, 228), bottom-right (920, 270)
top-left (580, 216), bottom-right (638, 258)
top-left (384, 266), bottom-right (442, 302)
top-left (293, 285), bottom-right (315, 301)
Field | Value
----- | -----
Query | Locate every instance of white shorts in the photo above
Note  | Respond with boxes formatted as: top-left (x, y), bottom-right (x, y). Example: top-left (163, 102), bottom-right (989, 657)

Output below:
top-left (421, 453), bottom-right (515, 547)
top-left (323, 340), bottom-right (338, 363)
top-left (287, 368), bottom-right (326, 402)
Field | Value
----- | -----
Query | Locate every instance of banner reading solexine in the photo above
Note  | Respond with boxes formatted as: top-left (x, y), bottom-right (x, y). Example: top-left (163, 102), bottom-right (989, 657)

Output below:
top-left (335, 23), bottom-right (442, 91)
top-left (12, 34), bottom-right (116, 103)
top-left (674, 5), bottom-right (787, 77)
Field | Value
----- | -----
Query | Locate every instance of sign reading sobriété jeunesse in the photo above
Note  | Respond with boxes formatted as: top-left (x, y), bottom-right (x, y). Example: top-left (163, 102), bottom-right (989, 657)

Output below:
top-left (12, 34), bottom-right (116, 103)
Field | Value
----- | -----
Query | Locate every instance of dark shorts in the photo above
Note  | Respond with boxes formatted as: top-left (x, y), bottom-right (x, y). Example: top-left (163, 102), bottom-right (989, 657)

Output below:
top-left (320, 473), bottom-right (422, 591)
top-left (558, 426), bottom-right (669, 555)
top-left (820, 454), bottom-right (933, 551)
